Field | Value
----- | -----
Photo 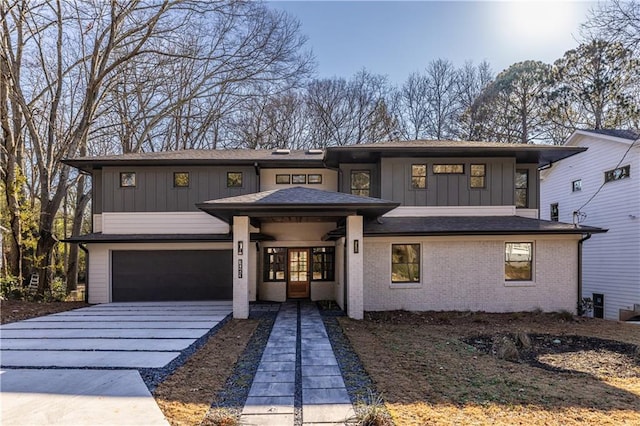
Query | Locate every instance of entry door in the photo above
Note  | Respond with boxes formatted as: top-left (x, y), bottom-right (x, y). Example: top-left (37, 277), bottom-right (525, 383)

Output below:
top-left (288, 248), bottom-right (310, 298)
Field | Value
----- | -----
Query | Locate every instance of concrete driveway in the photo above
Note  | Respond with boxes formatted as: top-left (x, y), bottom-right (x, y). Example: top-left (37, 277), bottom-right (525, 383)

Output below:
top-left (0, 301), bottom-right (232, 425)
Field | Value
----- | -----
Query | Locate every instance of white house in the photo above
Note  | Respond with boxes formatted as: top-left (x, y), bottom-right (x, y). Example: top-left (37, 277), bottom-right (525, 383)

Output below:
top-left (541, 129), bottom-right (640, 321)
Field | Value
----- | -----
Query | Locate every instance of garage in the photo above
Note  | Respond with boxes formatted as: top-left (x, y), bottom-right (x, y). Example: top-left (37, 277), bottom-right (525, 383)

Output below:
top-left (111, 250), bottom-right (232, 302)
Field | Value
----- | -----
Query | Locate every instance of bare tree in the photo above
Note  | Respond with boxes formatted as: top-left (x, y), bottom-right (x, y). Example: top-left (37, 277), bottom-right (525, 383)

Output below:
top-left (454, 61), bottom-right (493, 141)
top-left (582, 0), bottom-right (640, 55)
top-left (424, 59), bottom-right (459, 140)
top-left (393, 71), bottom-right (431, 139)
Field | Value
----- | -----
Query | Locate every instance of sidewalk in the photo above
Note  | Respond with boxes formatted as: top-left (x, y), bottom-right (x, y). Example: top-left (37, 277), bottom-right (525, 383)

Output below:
top-left (241, 302), bottom-right (354, 425)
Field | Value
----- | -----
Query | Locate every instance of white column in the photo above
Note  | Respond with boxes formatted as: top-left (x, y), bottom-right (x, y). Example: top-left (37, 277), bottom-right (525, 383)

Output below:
top-left (233, 216), bottom-right (250, 319)
top-left (346, 215), bottom-right (364, 320)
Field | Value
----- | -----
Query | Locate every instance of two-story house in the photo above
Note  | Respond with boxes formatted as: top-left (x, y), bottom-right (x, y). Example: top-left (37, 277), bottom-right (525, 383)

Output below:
top-left (64, 140), bottom-right (604, 320)
top-left (541, 129), bottom-right (639, 321)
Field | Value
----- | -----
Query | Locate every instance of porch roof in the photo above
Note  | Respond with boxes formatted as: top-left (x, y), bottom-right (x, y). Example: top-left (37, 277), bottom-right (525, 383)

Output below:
top-left (196, 186), bottom-right (400, 224)
top-left (324, 215), bottom-right (607, 239)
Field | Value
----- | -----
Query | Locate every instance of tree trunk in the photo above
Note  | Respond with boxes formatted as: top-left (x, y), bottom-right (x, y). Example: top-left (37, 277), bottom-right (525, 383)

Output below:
top-left (66, 175), bottom-right (90, 294)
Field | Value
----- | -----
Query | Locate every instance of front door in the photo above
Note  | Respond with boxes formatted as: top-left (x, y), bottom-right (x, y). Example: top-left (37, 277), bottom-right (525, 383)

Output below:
top-left (288, 248), bottom-right (310, 298)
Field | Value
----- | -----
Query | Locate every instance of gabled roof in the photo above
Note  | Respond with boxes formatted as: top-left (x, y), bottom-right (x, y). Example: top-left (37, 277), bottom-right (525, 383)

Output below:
top-left (325, 215), bottom-right (606, 239)
top-left (578, 129), bottom-right (639, 141)
top-left (324, 140), bottom-right (586, 167)
top-left (197, 187), bottom-right (399, 224)
top-left (62, 149), bottom-right (325, 172)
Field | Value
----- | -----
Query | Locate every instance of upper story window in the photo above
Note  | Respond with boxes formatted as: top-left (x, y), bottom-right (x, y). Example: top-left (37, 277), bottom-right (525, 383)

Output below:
top-left (411, 164), bottom-right (427, 189)
top-left (351, 170), bottom-right (370, 197)
top-left (550, 203), bottom-right (559, 222)
top-left (308, 174), bottom-right (323, 184)
top-left (572, 179), bottom-right (582, 192)
top-left (292, 174), bottom-right (306, 184)
top-left (515, 169), bottom-right (529, 208)
top-left (470, 164), bottom-right (486, 188)
top-left (604, 165), bottom-right (630, 183)
top-left (174, 172), bottom-right (189, 188)
top-left (433, 164), bottom-right (464, 174)
top-left (120, 172), bottom-right (136, 188)
top-left (227, 172), bottom-right (243, 188)
top-left (276, 174), bottom-right (290, 184)
top-left (505, 242), bottom-right (533, 281)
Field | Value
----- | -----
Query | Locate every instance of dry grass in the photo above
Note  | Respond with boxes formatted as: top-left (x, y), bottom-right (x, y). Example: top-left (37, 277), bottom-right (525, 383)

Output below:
top-left (0, 300), bottom-right (88, 324)
top-left (154, 319), bottom-right (258, 426)
top-left (339, 311), bottom-right (640, 425)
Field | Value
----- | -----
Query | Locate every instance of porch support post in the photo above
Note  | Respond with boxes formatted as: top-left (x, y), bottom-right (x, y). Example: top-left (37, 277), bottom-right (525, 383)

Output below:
top-left (346, 215), bottom-right (364, 320)
top-left (233, 216), bottom-right (250, 319)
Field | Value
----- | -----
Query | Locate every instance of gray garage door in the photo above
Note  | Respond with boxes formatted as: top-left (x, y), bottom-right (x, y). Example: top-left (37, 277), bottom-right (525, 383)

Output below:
top-left (112, 250), bottom-right (232, 302)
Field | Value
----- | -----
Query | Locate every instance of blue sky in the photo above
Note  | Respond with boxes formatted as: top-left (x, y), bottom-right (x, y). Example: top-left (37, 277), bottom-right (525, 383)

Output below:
top-left (271, 1), bottom-right (596, 84)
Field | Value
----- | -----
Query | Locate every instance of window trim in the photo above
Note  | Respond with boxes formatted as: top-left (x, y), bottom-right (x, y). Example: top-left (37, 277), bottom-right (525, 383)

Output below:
top-left (470, 164), bottom-right (486, 189)
top-left (350, 170), bottom-right (371, 197)
top-left (173, 172), bottom-right (190, 188)
top-left (504, 242), bottom-right (534, 285)
top-left (227, 171), bottom-right (243, 188)
top-left (411, 164), bottom-right (427, 189)
top-left (120, 172), bottom-right (136, 188)
top-left (391, 243), bottom-right (421, 284)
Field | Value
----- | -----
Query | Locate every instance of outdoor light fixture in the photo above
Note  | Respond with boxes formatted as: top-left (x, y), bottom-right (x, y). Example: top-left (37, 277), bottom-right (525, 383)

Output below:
top-left (353, 239), bottom-right (359, 253)
top-left (238, 240), bottom-right (244, 255)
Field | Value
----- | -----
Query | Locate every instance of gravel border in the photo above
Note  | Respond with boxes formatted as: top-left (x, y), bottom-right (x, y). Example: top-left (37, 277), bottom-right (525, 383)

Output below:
top-left (320, 304), bottom-right (394, 423)
top-left (200, 306), bottom-right (278, 422)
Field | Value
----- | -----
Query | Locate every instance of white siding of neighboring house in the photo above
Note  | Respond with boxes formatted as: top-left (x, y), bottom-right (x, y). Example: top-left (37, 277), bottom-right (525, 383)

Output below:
top-left (540, 133), bottom-right (640, 320)
top-left (363, 235), bottom-right (580, 313)
top-left (259, 168), bottom-right (338, 192)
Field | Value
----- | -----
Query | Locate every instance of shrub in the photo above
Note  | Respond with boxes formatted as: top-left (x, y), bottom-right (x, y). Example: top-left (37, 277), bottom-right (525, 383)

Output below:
top-left (0, 275), bottom-right (25, 300)
top-left (349, 389), bottom-right (393, 426)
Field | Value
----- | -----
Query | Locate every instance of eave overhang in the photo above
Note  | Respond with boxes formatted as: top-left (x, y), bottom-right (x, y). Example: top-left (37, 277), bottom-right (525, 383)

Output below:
top-left (62, 233), bottom-right (274, 243)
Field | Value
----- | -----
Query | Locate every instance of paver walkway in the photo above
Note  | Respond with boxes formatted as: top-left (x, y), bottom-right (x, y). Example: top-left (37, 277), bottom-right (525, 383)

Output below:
top-left (241, 302), bottom-right (354, 426)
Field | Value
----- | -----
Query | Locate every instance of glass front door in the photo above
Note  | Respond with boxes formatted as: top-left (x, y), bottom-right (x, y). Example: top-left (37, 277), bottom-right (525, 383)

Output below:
top-left (288, 248), bottom-right (310, 298)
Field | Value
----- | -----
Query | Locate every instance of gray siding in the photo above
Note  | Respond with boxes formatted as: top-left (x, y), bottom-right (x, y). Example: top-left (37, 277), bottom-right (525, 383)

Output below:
top-left (92, 169), bottom-right (103, 214)
top-left (380, 157), bottom-right (516, 206)
top-left (338, 163), bottom-right (380, 198)
top-left (102, 166), bottom-right (257, 212)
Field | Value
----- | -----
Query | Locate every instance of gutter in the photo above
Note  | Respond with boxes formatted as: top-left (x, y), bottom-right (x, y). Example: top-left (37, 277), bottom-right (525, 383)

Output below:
top-left (577, 233), bottom-right (592, 315)
top-left (79, 243), bottom-right (89, 303)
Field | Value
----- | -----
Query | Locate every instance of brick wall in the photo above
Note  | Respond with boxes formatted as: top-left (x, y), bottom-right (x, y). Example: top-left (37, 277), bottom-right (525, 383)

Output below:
top-left (363, 236), bottom-right (579, 313)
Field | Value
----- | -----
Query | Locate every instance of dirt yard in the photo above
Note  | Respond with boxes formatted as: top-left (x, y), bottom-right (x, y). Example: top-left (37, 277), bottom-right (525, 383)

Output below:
top-left (0, 300), bottom-right (89, 324)
top-left (339, 311), bottom-right (640, 426)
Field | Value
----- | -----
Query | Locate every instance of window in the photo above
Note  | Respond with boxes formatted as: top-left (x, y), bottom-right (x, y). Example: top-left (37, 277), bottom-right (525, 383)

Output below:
top-left (264, 248), bottom-right (286, 281)
top-left (411, 164), bottom-right (427, 189)
top-left (292, 174), bottom-right (306, 184)
top-left (312, 247), bottom-right (335, 281)
top-left (227, 172), bottom-right (243, 188)
top-left (174, 172), bottom-right (189, 188)
top-left (351, 170), bottom-right (370, 197)
top-left (572, 179), bottom-right (582, 192)
top-left (604, 165), bottom-right (630, 183)
top-left (276, 174), bottom-right (290, 184)
top-left (550, 203), bottom-right (559, 221)
top-left (515, 169), bottom-right (529, 208)
top-left (505, 242), bottom-right (533, 281)
top-left (433, 164), bottom-right (464, 174)
top-left (391, 244), bottom-right (420, 283)
top-left (308, 174), bottom-right (323, 184)
top-left (470, 164), bottom-right (486, 188)
top-left (120, 172), bottom-right (136, 187)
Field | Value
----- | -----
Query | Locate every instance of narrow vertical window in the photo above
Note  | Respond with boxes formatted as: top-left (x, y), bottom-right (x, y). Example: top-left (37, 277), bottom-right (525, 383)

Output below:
top-left (411, 164), bottom-right (427, 189)
top-left (470, 164), bottom-right (486, 188)
top-left (505, 242), bottom-right (533, 281)
top-left (515, 169), bottom-right (529, 208)
top-left (312, 247), bottom-right (335, 281)
top-left (264, 248), bottom-right (286, 281)
top-left (227, 172), bottom-right (243, 188)
top-left (391, 244), bottom-right (420, 283)
top-left (351, 170), bottom-right (370, 197)
top-left (550, 203), bottom-right (559, 221)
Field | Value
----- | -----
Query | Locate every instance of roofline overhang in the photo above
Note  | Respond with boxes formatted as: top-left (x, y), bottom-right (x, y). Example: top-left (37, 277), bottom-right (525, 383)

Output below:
top-left (62, 233), bottom-right (275, 243)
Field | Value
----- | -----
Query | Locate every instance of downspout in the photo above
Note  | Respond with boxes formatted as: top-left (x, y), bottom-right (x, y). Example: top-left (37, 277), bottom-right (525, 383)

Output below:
top-left (577, 233), bottom-right (591, 314)
top-left (79, 243), bottom-right (89, 303)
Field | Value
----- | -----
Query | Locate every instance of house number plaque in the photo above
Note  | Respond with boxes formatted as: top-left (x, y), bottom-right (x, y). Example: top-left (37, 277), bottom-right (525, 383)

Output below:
top-left (238, 259), bottom-right (243, 278)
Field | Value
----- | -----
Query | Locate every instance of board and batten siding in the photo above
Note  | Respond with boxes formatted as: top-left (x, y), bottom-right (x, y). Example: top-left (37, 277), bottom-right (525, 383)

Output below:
top-left (92, 169), bottom-right (103, 214)
top-left (379, 157), bottom-right (530, 207)
top-left (101, 166), bottom-right (257, 212)
top-left (541, 135), bottom-right (640, 320)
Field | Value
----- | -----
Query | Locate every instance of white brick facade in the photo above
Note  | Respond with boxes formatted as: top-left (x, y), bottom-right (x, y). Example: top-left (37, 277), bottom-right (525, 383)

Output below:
top-left (363, 235), bottom-right (579, 313)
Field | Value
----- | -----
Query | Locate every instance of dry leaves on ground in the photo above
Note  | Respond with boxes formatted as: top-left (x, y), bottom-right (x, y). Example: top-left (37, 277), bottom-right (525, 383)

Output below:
top-left (0, 300), bottom-right (88, 324)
